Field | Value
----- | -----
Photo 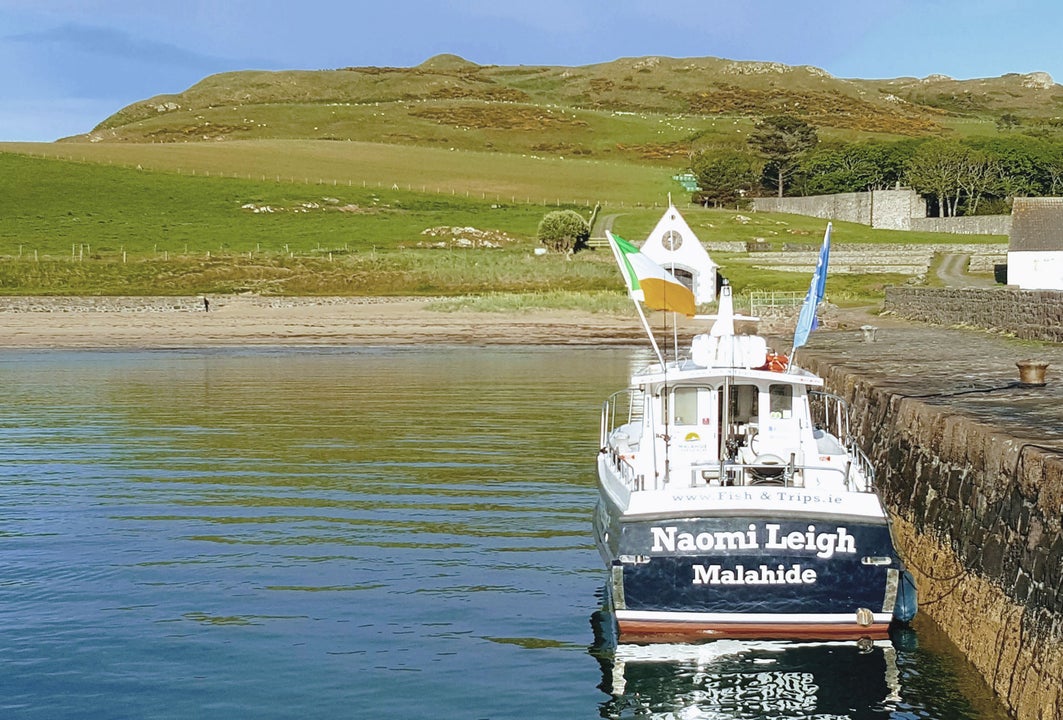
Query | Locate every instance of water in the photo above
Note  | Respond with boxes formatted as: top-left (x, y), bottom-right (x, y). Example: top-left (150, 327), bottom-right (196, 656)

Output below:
top-left (0, 347), bottom-right (1009, 719)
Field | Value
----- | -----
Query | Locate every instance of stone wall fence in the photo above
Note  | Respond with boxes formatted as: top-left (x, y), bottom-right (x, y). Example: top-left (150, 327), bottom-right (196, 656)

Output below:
top-left (753, 189), bottom-right (1011, 235)
top-left (884, 287), bottom-right (1063, 343)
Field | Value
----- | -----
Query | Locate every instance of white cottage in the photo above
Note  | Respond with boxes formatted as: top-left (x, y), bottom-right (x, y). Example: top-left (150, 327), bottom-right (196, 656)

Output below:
top-left (639, 204), bottom-right (719, 304)
top-left (1008, 198), bottom-right (1063, 290)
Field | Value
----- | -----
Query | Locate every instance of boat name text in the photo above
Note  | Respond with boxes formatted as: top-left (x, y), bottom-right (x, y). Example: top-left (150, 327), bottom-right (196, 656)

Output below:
top-left (649, 524), bottom-right (856, 559)
top-left (692, 563), bottom-right (817, 585)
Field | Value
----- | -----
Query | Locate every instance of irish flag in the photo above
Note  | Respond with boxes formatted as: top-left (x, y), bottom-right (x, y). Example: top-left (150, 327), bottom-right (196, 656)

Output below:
top-left (607, 231), bottom-right (697, 317)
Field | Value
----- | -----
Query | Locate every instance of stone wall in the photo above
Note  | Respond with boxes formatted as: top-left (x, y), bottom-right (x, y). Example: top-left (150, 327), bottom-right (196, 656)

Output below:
top-left (752, 189), bottom-right (1010, 235)
top-left (884, 287), bottom-right (1063, 342)
top-left (749, 243), bottom-right (1007, 276)
top-left (799, 353), bottom-right (1063, 720)
top-left (752, 191), bottom-right (873, 225)
top-left (911, 215), bottom-right (1013, 236)
top-left (870, 189), bottom-right (925, 230)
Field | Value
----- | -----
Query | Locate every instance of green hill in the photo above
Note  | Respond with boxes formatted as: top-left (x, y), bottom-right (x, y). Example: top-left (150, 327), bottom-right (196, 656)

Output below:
top-left (66, 55), bottom-right (1063, 161)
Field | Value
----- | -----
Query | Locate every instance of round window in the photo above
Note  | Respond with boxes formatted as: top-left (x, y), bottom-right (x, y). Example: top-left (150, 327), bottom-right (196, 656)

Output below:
top-left (663, 230), bottom-right (683, 251)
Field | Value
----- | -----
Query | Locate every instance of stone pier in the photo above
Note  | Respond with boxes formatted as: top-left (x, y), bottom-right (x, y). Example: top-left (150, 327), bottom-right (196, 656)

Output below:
top-left (797, 325), bottom-right (1063, 720)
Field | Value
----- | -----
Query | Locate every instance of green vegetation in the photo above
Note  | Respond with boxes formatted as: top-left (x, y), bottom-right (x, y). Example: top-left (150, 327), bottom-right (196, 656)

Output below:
top-left (70, 57), bottom-right (1063, 154)
top-left (537, 210), bottom-right (590, 253)
top-left (0, 152), bottom-right (1000, 304)
top-left (2, 54), bottom-right (1033, 305)
top-left (749, 115), bottom-right (820, 198)
top-left (1, 140), bottom-right (674, 207)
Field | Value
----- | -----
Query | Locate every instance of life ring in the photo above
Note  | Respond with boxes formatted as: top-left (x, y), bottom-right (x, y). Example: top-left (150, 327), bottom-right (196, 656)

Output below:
top-left (758, 353), bottom-right (789, 372)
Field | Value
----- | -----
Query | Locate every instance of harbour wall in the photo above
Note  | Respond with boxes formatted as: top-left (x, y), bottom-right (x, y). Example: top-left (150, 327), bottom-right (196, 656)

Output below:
top-left (884, 286), bottom-right (1063, 343)
top-left (800, 337), bottom-right (1063, 720)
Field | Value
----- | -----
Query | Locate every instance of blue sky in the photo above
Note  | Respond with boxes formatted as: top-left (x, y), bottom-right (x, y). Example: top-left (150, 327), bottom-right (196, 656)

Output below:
top-left (1, 0), bottom-right (1058, 142)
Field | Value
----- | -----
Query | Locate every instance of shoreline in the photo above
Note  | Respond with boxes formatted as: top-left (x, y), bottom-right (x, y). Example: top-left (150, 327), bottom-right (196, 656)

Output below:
top-left (0, 295), bottom-right (891, 350)
top-left (0, 295), bottom-right (651, 349)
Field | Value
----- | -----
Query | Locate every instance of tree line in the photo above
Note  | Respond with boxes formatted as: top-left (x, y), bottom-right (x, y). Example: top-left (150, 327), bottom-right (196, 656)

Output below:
top-left (690, 115), bottom-right (1063, 216)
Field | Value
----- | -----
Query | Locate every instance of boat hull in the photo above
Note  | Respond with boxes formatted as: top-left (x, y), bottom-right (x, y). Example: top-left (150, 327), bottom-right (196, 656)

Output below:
top-left (596, 505), bottom-right (903, 642)
top-left (614, 611), bottom-right (892, 643)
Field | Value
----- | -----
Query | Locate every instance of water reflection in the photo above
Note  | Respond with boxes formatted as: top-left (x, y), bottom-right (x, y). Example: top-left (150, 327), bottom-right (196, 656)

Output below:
top-left (589, 609), bottom-right (1007, 720)
top-left (591, 613), bottom-right (895, 719)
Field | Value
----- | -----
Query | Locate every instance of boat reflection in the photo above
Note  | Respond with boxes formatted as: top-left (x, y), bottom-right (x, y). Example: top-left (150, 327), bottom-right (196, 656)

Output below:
top-left (590, 609), bottom-right (907, 719)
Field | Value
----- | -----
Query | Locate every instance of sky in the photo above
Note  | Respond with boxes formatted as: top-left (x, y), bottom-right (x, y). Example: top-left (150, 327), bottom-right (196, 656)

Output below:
top-left (1, 0), bottom-right (1060, 142)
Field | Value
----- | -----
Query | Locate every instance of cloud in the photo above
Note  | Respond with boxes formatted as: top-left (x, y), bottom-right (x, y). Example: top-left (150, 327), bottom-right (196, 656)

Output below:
top-left (8, 22), bottom-right (217, 65)
top-left (1, 21), bottom-right (271, 100)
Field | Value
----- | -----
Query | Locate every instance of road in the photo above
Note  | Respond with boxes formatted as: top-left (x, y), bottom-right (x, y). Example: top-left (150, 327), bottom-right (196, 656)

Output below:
top-left (936, 253), bottom-right (998, 287)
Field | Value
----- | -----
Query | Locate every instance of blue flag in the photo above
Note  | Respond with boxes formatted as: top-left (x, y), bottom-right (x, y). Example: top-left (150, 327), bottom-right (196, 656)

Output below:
top-left (792, 223), bottom-right (831, 350)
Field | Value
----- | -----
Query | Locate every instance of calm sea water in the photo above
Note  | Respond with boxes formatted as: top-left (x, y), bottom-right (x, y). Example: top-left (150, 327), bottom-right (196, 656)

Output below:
top-left (0, 347), bottom-right (1009, 719)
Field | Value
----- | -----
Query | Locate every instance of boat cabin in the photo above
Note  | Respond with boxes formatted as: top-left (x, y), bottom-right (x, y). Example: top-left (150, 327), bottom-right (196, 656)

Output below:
top-left (600, 283), bottom-right (873, 497)
top-left (603, 342), bottom-right (871, 495)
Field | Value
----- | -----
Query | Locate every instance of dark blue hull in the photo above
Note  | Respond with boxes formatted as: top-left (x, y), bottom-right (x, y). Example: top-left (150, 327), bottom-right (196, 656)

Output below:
top-left (595, 506), bottom-right (907, 640)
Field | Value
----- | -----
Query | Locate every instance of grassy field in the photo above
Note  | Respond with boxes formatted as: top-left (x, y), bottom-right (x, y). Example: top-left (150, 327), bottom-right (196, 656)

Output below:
top-left (1, 53), bottom-right (1034, 305)
top-left (1, 139), bottom-right (676, 207)
top-left (0, 148), bottom-right (1002, 302)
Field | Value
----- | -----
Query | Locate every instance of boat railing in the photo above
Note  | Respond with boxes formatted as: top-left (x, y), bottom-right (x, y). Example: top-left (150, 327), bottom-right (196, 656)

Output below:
top-left (846, 443), bottom-right (875, 492)
top-left (601, 388), bottom-right (649, 491)
top-left (809, 390), bottom-right (876, 492)
top-left (600, 388), bottom-right (643, 447)
top-left (686, 458), bottom-right (858, 489)
top-left (809, 390), bottom-right (853, 443)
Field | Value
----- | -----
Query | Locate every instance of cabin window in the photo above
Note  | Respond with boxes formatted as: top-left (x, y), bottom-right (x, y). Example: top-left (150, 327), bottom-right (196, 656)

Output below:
top-left (673, 387), bottom-right (698, 425)
top-left (671, 386), bottom-right (714, 426)
top-left (769, 384), bottom-right (793, 419)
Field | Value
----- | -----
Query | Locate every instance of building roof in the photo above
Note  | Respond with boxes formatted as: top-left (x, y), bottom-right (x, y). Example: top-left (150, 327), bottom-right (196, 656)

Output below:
top-left (1010, 197), bottom-right (1063, 252)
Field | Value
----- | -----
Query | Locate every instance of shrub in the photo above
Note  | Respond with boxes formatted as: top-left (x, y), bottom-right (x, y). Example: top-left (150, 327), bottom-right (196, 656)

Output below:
top-left (537, 210), bottom-right (589, 254)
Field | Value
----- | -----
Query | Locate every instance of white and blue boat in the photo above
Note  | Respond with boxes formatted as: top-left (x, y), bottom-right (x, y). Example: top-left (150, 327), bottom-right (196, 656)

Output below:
top-left (595, 225), bottom-right (916, 642)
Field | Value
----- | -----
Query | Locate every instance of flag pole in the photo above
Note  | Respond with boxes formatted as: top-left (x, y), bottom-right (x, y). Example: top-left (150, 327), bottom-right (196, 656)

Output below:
top-left (635, 301), bottom-right (666, 367)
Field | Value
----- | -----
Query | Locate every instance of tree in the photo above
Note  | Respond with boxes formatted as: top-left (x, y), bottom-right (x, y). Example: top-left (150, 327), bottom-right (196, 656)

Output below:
top-left (797, 140), bottom-right (919, 196)
top-left (801, 144), bottom-right (883, 195)
top-left (690, 149), bottom-right (760, 207)
top-left (967, 135), bottom-right (1057, 197)
top-left (955, 149), bottom-right (1000, 215)
top-left (905, 140), bottom-right (968, 216)
top-left (537, 210), bottom-right (589, 254)
top-left (748, 115), bottom-right (818, 197)
top-left (1040, 143), bottom-right (1063, 196)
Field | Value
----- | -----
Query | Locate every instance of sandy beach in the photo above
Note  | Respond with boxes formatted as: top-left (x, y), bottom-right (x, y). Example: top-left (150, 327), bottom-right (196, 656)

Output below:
top-left (0, 296), bottom-right (656, 349)
top-left (0, 295), bottom-right (891, 350)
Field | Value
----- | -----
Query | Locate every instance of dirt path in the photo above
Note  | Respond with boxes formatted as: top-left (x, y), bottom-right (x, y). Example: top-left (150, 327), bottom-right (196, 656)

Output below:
top-left (936, 253), bottom-right (997, 287)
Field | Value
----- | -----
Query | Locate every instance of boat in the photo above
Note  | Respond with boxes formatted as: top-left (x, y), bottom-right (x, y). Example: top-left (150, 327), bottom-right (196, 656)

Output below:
top-left (595, 224), bottom-right (916, 643)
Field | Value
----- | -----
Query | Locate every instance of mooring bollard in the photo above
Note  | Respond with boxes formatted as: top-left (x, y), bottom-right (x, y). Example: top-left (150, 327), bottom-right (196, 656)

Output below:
top-left (1016, 360), bottom-right (1049, 387)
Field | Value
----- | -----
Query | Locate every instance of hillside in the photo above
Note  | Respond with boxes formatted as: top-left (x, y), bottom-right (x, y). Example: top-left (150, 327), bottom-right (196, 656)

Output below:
top-left (67, 55), bottom-right (1063, 164)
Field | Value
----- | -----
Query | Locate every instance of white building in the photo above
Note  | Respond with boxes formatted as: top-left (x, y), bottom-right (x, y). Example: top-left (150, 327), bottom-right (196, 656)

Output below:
top-left (1008, 198), bottom-right (1063, 290)
top-left (639, 204), bottom-right (719, 304)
